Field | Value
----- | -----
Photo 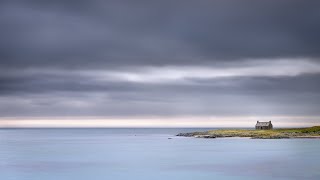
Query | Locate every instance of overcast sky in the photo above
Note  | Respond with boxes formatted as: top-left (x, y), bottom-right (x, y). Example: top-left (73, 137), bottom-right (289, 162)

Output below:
top-left (1, 0), bottom-right (320, 127)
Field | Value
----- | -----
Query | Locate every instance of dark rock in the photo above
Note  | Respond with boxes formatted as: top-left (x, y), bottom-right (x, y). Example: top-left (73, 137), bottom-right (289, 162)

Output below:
top-left (195, 135), bottom-right (216, 138)
top-left (176, 133), bottom-right (194, 137)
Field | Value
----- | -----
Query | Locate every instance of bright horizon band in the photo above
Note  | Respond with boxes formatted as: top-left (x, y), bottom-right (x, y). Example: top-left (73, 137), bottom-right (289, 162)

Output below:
top-left (0, 116), bottom-right (319, 128)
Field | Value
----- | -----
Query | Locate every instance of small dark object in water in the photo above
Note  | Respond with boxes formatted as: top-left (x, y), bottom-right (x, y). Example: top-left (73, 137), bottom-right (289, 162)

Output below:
top-left (168, 138), bottom-right (172, 139)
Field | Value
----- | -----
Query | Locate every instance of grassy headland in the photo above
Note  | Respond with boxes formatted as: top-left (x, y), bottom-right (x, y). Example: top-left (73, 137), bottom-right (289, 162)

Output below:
top-left (177, 126), bottom-right (320, 139)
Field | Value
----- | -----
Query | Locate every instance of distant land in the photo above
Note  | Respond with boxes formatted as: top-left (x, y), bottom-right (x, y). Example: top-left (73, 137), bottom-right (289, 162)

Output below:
top-left (177, 126), bottom-right (320, 139)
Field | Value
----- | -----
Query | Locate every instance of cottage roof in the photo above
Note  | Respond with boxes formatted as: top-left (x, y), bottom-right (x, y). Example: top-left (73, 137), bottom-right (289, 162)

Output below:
top-left (256, 121), bottom-right (271, 127)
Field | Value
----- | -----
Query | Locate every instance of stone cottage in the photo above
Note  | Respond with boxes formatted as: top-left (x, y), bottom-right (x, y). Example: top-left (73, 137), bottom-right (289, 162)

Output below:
top-left (255, 121), bottom-right (273, 130)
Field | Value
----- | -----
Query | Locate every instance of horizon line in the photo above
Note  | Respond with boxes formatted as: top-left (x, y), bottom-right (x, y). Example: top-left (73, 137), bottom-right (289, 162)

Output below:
top-left (0, 116), bottom-right (319, 128)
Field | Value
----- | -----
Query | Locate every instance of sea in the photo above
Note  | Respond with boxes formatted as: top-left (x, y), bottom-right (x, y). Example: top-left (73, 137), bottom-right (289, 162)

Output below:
top-left (0, 128), bottom-right (319, 180)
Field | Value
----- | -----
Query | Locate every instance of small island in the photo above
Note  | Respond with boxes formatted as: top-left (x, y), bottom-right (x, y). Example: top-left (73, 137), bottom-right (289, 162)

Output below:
top-left (177, 126), bottom-right (320, 139)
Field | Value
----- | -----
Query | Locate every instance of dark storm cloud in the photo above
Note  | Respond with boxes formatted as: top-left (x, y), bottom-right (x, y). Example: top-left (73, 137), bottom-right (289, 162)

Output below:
top-left (1, 0), bottom-right (320, 118)
top-left (1, 0), bottom-right (320, 69)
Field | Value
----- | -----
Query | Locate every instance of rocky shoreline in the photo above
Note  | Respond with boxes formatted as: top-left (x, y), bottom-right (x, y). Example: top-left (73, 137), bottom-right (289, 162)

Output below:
top-left (176, 126), bottom-right (320, 139)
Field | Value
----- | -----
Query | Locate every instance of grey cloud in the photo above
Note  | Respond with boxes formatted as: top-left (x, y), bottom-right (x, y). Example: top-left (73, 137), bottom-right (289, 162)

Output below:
top-left (1, 68), bottom-right (320, 117)
top-left (1, 0), bottom-right (320, 118)
top-left (1, 65), bottom-right (320, 95)
top-left (1, 0), bottom-right (320, 69)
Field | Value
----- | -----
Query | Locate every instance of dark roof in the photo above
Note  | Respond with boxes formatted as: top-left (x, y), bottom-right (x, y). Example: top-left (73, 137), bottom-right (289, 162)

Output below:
top-left (256, 121), bottom-right (271, 127)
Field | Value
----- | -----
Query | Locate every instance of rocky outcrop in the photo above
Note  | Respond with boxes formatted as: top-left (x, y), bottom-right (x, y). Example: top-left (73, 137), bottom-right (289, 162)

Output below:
top-left (176, 126), bottom-right (320, 139)
top-left (176, 132), bottom-right (195, 137)
top-left (195, 135), bottom-right (216, 138)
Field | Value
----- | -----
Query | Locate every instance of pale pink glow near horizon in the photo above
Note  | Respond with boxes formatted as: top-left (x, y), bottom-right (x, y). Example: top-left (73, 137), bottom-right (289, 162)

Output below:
top-left (1, 116), bottom-right (319, 128)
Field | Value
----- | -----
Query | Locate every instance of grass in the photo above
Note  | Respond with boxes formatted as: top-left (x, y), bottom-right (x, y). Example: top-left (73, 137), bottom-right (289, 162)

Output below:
top-left (188, 126), bottom-right (320, 139)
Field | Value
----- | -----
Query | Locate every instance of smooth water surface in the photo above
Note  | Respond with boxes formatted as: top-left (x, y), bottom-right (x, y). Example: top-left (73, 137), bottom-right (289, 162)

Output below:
top-left (0, 128), bottom-right (319, 180)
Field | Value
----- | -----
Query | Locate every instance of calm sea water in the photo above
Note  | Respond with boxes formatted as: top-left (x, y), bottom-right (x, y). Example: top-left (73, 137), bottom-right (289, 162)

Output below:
top-left (0, 128), bottom-right (319, 180)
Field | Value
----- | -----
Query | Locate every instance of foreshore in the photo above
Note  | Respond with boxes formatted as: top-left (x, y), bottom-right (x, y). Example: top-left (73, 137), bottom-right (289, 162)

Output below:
top-left (177, 126), bottom-right (320, 139)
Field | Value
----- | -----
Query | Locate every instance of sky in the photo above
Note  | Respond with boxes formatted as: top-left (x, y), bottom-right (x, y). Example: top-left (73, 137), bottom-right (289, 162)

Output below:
top-left (1, 0), bottom-right (320, 127)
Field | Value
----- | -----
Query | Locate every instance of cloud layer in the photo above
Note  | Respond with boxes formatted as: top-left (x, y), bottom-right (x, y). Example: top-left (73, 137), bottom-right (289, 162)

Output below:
top-left (1, 0), bottom-right (320, 126)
